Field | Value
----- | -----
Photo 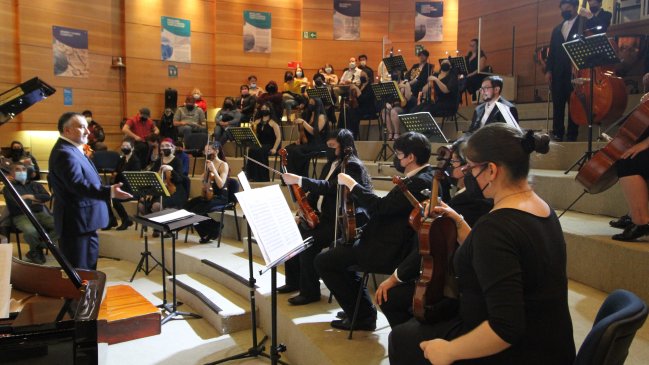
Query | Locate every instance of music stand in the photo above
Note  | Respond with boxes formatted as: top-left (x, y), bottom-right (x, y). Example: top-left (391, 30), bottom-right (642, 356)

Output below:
top-left (562, 33), bottom-right (620, 173)
top-left (382, 55), bottom-right (408, 75)
top-left (121, 171), bottom-right (171, 280)
top-left (440, 57), bottom-right (468, 75)
top-left (306, 87), bottom-right (334, 106)
top-left (399, 112), bottom-right (448, 143)
top-left (230, 127), bottom-right (261, 167)
top-left (133, 209), bottom-right (210, 325)
top-left (371, 82), bottom-right (403, 162)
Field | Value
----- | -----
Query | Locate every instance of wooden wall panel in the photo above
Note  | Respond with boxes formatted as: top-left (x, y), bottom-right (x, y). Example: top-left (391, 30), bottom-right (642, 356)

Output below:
top-left (0, 0), bottom-right (16, 85)
top-left (126, 23), bottom-right (215, 66)
top-left (215, 1), bottom-right (302, 40)
top-left (125, 0), bottom-right (216, 34)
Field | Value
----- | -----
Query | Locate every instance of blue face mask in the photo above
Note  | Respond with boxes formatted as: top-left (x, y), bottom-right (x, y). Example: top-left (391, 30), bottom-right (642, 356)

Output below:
top-left (15, 171), bottom-right (27, 184)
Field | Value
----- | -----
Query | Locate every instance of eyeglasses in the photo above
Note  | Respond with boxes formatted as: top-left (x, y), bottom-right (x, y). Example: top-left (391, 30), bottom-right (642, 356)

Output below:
top-left (461, 162), bottom-right (488, 176)
top-left (480, 86), bottom-right (493, 91)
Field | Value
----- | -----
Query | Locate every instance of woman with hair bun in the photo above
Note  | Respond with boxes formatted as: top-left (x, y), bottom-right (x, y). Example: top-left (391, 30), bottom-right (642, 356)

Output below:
top-left (389, 124), bottom-right (575, 365)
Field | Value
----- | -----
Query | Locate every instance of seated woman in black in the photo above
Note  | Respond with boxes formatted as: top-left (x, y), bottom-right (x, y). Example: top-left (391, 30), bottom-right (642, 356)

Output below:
top-left (245, 102), bottom-right (281, 182)
top-left (389, 124), bottom-right (575, 365)
top-left (105, 137), bottom-right (141, 231)
top-left (285, 97), bottom-right (330, 177)
top-left (464, 38), bottom-right (488, 102)
top-left (185, 142), bottom-right (230, 243)
top-left (412, 59), bottom-right (458, 117)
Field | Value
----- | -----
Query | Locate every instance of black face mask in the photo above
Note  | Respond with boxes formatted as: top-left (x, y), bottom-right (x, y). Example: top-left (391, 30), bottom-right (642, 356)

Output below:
top-left (140, 116), bottom-right (148, 121)
top-left (259, 110), bottom-right (271, 117)
top-left (224, 102), bottom-right (234, 109)
top-left (266, 85), bottom-right (278, 93)
top-left (161, 148), bottom-right (172, 157)
top-left (11, 149), bottom-right (23, 159)
top-left (286, 76), bottom-right (294, 81)
top-left (326, 147), bottom-right (337, 162)
top-left (441, 63), bottom-right (451, 72)
top-left (121, 148), bottom-right (132, 155)
top-left (360, 76), bottom-right (368, 84)
top-left (561, 10), bottom-right (574, 20)
top-left (463, 165), bottom-right (489, 199)
top-left (392, 155), bottom-right (406, 174)
top-left (315, 79), bottom-right (324, 87)
top-left (590, 6), bottom-right (600, 14)
top-left (207, 153), bottom-right (216, 160)
top-left (186, 104), bottom-right (195, 111)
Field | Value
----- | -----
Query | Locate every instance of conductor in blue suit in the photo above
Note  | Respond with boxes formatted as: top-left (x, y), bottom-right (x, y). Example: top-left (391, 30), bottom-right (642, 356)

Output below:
top-left (49, 112), bottom-right (132, 269)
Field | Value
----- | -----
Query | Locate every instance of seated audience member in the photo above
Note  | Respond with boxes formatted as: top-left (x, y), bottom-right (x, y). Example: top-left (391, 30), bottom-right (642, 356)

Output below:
top-left (381, 70), bottom-right (411, 141)
top-left (245, 102), bottom-right (281, 182)
top-left (358, 54), bottom-right (375, 84)
top-left (315, 132), bottom-right (434, 331)
top-left (82, 110), bottom-right (106, 150)
top-left (122, 107), bottom-right (160, 165)
top-left (377, 48), bottom-right (394, 83)
top-left (159, 107), bottom-right (177, 142)
top-left (248, 75), bottom-right (264, 97)
top-left (464, 38), bottom-right (488, 102)
top-left (468, 76), bottom-right (519, 133)
top-left (257, 81), bottom-right (284, 121)
top-left (323, 64), bottom-right (338, 85)
top-left (144, 134), bottom-right (161, 171)
top-left (3, 163), bottom-right (57, 264)
top-left (389, 124), bottom-right (575, 365)
top-left (283, 71), bottom-right (305, 122)
top-left (8, 141), bottom-right (41, 182)
top-left (340, 57), bottom-right (363, 86)
top-left (412, 59), bottom-right (459, 117)
top-left (343, 70), bottom-right (375, 139)
top-left (174, 95), bottom-right (208, 142)
top-left (237, 84), bottom-right (257, 123)
top-left (285, 97), bottom-right (330, 176)
top-left (191, 87), bottom-right (207, 114)
top-left (294, 66), bottom-right (309, 91)
top-left (214, 97), bottom-right (242, 144)
top-left (280, 129), bottom-right (372, 305)
top-left (312, 72), bottom-right (338, 126)
top-left (104, 137), bottom-right (140, 231)
top-left (184, 142), bottom-right (230, 243)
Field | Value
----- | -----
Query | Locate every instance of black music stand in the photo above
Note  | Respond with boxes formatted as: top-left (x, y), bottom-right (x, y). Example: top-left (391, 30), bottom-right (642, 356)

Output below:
top-left (440, 57), bottom-right (468, 75)
top-left (562, 33), bottom-right (620, 173)
top-left (121, 171), bottom-right (171, 280)
top-left (306, 87), bottom-right (334, 106)
top-left (371, 82), bottom-right (403, 162)
top-left (230, 127), bottom-right (261, 167)
top-left (382, 55), bottom-right (408, 75)
top-left (399, 112), bottom-right (448, 143)
top-left (133, 209), bottom-right (209, 325)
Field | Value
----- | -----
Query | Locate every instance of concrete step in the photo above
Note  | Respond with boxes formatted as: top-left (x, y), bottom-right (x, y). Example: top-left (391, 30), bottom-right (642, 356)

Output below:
top-left (170, 273), bottom-right (254, 335)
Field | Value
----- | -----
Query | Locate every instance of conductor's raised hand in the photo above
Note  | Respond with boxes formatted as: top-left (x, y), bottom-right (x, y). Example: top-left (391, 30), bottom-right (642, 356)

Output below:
top-left (282, 173), bottom-right (301, 186)
top-left (111, 183), bottom-right (133, 200)
top-left (337, 173), bottom-right (357, 190)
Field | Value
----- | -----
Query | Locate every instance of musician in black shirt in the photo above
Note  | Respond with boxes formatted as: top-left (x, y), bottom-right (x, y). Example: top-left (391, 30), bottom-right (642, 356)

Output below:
top-left (580, 0), bottom-right (612, 33)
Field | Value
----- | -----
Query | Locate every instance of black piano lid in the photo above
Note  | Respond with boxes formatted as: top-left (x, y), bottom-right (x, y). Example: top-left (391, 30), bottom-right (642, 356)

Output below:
top-left (0, 78), bottom-right (56, 123)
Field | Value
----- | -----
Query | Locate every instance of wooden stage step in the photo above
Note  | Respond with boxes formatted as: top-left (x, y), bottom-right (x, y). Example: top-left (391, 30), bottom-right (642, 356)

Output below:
top-left (98, 284), bottom-right (161, 345)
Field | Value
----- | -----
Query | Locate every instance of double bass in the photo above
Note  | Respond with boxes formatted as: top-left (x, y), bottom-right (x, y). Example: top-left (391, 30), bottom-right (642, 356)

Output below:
top-left (569, 0), bottom-right (627, 126)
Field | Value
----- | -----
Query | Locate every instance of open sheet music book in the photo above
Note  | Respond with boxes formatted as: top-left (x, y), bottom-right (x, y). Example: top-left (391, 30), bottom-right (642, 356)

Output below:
top-left (235, 184), bottom-right (310, 270)
top-left (148, 209), bottom-right (194, 224)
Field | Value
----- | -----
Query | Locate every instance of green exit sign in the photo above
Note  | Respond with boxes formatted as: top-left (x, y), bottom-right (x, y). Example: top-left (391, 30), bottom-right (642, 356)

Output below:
top-left (303, 31), bottom-right (317, 39)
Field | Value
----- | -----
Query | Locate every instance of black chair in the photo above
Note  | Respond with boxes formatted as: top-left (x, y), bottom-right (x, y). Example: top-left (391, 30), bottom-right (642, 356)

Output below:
top-left (347, 268), bottom-right (382, 340)
top-left (91, 150), bottom-right (121, 183)
top-left (574, 289), bottom-right (648, 365)
top-left (361, 113), bottom-right (379, 140)
top-left (183, 133), bottom-right (209, 177)
top-left (306, 150), bottom-right (327, 178)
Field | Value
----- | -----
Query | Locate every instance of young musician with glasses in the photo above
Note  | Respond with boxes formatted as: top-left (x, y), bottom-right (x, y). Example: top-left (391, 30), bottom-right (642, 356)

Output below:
top-left (467, 76), bottom-right (519, 133)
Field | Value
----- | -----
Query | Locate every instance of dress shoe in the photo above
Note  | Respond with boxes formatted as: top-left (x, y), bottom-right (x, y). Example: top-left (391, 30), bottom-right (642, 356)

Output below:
top-left (610, 215), bottom-right (632, 230)
top-left (330, 317), bottom-right (376, 331)
top-left (102, 219), bottom-right (118, 231)
top-left (116, 220), bottom-right (134, 231)
top-left (287, 295), bottom-right (321, 306)
top-left (552, 134), bottom-right (564, 142)
top-left (276, 285), bottom-right (298, 294)
top-left (612, 223), bottom-right (649, 242)
top-left (199, 236), bottom-right (212, 244)
top-left (26, 250), bottom-right (45, 265)
top-left (336, 311), bottom-right (347, 319)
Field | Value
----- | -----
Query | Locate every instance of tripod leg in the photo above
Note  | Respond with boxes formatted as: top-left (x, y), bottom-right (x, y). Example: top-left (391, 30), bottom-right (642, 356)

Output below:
top-left (558, 190), bottom-right (588, 219)
top-left (129, 252), bottom-right (148, 282)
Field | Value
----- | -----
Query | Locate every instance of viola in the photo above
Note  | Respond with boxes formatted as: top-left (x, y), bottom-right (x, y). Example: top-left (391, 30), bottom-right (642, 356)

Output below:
top-left (576, 94), bottom-right (649, 194)
top-left (201, 160), bottom-right (215, 201)
top-left (392, 175), bottom-right (424, 232)
top-left (337, 147), bottom-right (357, 244)
top-left (279, 148), bottom-right (319, 229)
top-left (160, 166), bottom-right (176, 196)
top-left (569, 0), bottom-right (627, 126)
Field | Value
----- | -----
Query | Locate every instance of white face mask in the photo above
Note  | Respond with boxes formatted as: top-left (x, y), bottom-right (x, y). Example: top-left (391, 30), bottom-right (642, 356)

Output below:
top-left (15, 171), bottom-right (27, 184)
top-left (296, 72), bottom-right (303, 78)
top-left (250, 82), bottom-right (257, 88)
top-left (325, 67), bottom-right (332, 74)
top-left (360, 60), bottom-right (367, 66)
top-left (193, 93), bottom-right (200, 99)
top-left (349, 62), bottom-right (356, 69)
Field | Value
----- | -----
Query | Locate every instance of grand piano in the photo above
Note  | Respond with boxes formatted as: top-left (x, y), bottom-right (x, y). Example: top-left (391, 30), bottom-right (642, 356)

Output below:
top-left (0, 78), bottom-right (106, 364)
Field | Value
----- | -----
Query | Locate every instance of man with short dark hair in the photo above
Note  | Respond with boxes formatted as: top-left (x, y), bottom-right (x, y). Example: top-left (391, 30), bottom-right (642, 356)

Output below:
top-left (581, 0), bottom-right (612, 32)
top-left (468, 76), bottom-right (519, 133)
top-left (358, 54), bottom-right (375, 84)
top-left (314, 132), bottom-right (434, 331)
top-left (123, 107), bottom-right (159, 165)
top-left (174, 95), bottom-right (207, 141)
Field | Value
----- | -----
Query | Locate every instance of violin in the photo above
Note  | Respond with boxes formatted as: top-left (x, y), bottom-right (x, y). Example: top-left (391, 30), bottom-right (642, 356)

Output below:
top-left (201, 157), bottom-right (215, 201)
top-left (337, 147), bottom-right (357, 245)
top-left (279, 148), bottom-right (319, 229)
top-left (414, 146), bottom-right (458, 323)
top-left (569, 0), bottom-right (627, 126)
top-left (576, 94), bottom-right (649, 194)
top-left (160, 165), bottom-right (176, 196)
top-left (392, 175), bottom-right (425, 232)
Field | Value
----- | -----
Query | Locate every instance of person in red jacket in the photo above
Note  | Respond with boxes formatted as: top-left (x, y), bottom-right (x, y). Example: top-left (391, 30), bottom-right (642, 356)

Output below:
top-left (191, 87), bottom-right (207, 114)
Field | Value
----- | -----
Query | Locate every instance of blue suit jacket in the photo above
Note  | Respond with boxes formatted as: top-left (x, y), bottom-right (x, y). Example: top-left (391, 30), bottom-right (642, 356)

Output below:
top-left (48, 138), bottom-right (110, 235)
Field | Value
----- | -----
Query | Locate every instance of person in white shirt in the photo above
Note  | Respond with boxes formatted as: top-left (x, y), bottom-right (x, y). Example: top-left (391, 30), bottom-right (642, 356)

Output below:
top-left (468, 76), bottom-right (519, 133)
top-left (339, 57), bottom-right (362, 86)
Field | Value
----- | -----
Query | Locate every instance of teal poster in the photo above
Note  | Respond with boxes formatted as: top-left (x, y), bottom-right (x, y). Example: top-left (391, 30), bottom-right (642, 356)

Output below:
top-left (333, 0), bottom-right (360, 41)
top-left (161, 16), bottom-right (191, 63)
top-left (52, 26), bottom-right (89, 78)
top-left (243, 11), bottom-right (271, 53)
top-left (415, 2), bottom-right (444, 42)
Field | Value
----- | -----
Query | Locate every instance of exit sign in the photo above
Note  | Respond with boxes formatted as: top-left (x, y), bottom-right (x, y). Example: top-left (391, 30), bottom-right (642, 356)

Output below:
top-left (303, 31), bottom-right (317, 39)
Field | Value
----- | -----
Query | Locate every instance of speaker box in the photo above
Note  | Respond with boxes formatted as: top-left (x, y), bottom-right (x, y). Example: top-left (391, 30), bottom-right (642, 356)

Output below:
top-left (164, 88), bottom-right (177, 109)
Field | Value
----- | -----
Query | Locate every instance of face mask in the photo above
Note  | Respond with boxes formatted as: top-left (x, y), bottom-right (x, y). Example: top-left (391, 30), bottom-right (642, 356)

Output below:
top-left (259, 110), bottom-right (271, 117)
top-left (392, 155), bottom-right (406, 174)
top-left (315, 79), bottom-right (324, 87)
top-left (266, 85), bottom-right (277, 93)
top-left (590, 6), bottom-right (600, 13)
top-left (561, 10), bottom-right (573, 20)
top-left (193, 94), bottom-right (200, 99)
top-left (464, 165), bottom-right (489, 199)
top-left (250, 82), bottom-right (257, 88)
top-left (286, 75), bottom-right (294, 81)
top-left (241, 90), bottom-right (249, 96)
top-left (11, 149), bottom-right (23, 158)
top-left (85, 116), bottom-right (93, 122)
top-left (296, 72), bottom-right (303, 78)
top-left (360, 60), bottom-right (367, 66)
top-left (326, 147), bottom-right (337, 162)
top-left (207, 153), bottom-right (216, 160)
top-left (121, 148), bottom-right (132, 155)
top-left (441, 63), bottom-right (451, 72)
top-left (224, 102), bottom-right (234, 109)
top-left (186, 104), bottom-right (195, 111)
top-left (140, 116), bottom-right (148, 121)
top-left (349, 62), bottom-right (356, 69)
top-left (161, 148), bottom-right (172, 157)
top-left (360, 76), bottom-right (368, 84)
top-left (14, 171), bottom-right (27, 184)
top-left (325, 67), bottom-right (332, 74)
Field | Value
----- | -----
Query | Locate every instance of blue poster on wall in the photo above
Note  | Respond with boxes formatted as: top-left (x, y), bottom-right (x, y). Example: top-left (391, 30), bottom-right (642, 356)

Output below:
top-left (52, 26), bottom-right (89, 78)
top-left (63, 88), bottom-right (73, 106)
top-left (415, 2), bottom-right (444, 42)
top-left (333, 0), bottom-right (360, 41)
top-left (161, 16), bottom-right (191, 63)
top-left (243, 11), bottom-right (272, 53)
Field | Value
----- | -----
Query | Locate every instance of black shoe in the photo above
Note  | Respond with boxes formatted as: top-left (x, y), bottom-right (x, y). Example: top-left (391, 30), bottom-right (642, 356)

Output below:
top-left (277, 285), bottom-right (298, 294)
top-left (152, 230), bottom-right (160, 238)
top-left (199, 236), bottom-right (212, 244)
top-left (336, 311), bottom-right (347, 320)
top-left (116, 220), bottom-right (134, 231)
top-left (26, 250), bottom-right (45, 265)
top-left (566, 136), bottom-right (578, 142)
top-left (612, 223), bottom-right (649, 242)
top-left (330, 317), bottom-right (376, 331)
top-left (552, 134), bottom-right (564, 142)
top-left (610, 215), bottom-right (632, 230)
top-left (102, 219), bottom-right (118, 231)
top-left (288, 294), bottom-right (321, 306)
top-left (36, 250), bottom-right (46, 264)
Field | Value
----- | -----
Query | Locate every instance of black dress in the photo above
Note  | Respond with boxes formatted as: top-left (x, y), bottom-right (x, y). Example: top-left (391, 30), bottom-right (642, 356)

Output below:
top-left (389, 209), bottom-right (575, 365)
top-left (285, 113), bottom-right (329, 177)
top-left (150, 156), bottom-right (187, 209)
top-left (411, 72), bottom-right (459, 116)
top-left (184, 161), bottom-right (229, 240)
top-left (616, 134), bottom-right (649, 179)
top-left (465, 50), bottom-right (487, 97)
top-left (245, 121), bottom-right (279, 182)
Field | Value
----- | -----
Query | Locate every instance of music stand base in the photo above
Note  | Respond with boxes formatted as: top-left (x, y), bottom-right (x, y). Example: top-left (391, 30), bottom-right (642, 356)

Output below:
top-left (161, 310), bottom-right (202, 325)
top-left (205, 335), bottom-right (288, 365)
top-left (564, 151), bottom-right (593, 174)
top-left (129, 250), bottom-right (169, 282)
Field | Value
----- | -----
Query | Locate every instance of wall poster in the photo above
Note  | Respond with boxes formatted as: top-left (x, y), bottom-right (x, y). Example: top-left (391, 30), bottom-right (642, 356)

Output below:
top-left (244, 11), bottom-right (272, 53)
top-left (333, 0), bottom-right (360, 41)
top-left (161, 16), bottom-right (191, 63)
top-left (415, 2), bottom-right (444, 42)
top-left (52, 26), bottom-right (89, 78)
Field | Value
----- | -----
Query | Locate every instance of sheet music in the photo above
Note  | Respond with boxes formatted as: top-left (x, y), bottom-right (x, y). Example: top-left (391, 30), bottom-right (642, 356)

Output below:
top-left (148, 209), bottom-right (194, 224)
top-left (235, 185), bottom-right (305, 267)
top-left (0, 244), bottom-right (11, 318)
top-left (495, 101), bottom-right (521, 131)
top-left (238, 171), bottom-right (252, 191)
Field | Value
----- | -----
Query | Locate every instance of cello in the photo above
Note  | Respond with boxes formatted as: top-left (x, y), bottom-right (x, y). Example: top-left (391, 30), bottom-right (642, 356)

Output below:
top-left (569, 0), bottom-right (627, 126)
top-left (279, 148), bottom-right (319, 229)
top-left (576, 95), bottom-right (649, 193)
